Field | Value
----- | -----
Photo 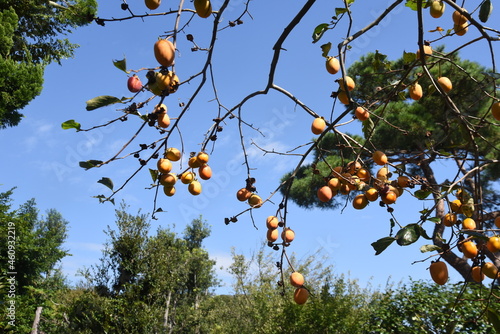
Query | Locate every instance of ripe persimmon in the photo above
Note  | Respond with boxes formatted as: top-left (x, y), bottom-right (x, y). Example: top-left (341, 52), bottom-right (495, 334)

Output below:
top-left (157, 158), bottom-right (173, 174)
top-left (290, 272), bottom-right (305, 287)
top-left (365, 188), bottom-right (379, 202)
top-left (166, 147), bottom-right (181, 161)
top-left (486, 236), bottom-right (500, 253)
top-left (430, 261), bottom-right (448, 285)
top-left (454, 23), bottom-right (468, 36)
top-left (450, 199), bottom-right (462, 213)
top-left (194, 0), bottom-right (212, 18)
top-left (180, 171), bottom-right (195, 184)
top-left (354, 106), bottom-right (369, 121)
top-left (452, 9), bottom-right (467, 25)
top-left (409, 83), bottom-right (423, 100)
top-left (267, 229), bottom-right (278, 242)
top-left (437, 77), bottom-right (452, 93)
top-left (311, 117), bottom-right (326, 135)
top-left (188, 180), bottom-right (202, 196)
top-left (248, 194), bottom-right (263, 208)
top-left (442, 213), bottom-right (457, 227)
top-left (281, 228), bottom-right (295, 243)
top-left (337, 90), bottom-right (350, 105)
top-left (188, 156), bottom-right (203, 168)
top-left (163, 185), bottom-right (175, 197)
top-left (293, 287), bottom-right (309, 305)
top-left (236, 188), bottom-right (252, 201)
top-left (198, 165), bottom-right (212, 180)
top-left (416, 45), bottom-right (432, 59)
top-left (381, 191), bottom-right (397, 205)
top-left (471, 266), bottom-right (485, 282)
top-left (373, 151), bottom-right (388, 166)
top-left (154, 39), bottom-right (175, 67)
top-left (462, 218), bottom-right (476, 230)
top-left (338, 76), bottom-right (355, 91)
top-left (352, 194), bottom-right (369, 210)
top-left (357, 168), bottom-right (371, 182)
top-left (482, 262), bottom-right (499, 279)
top-left (326, 57), bottom-right (340, 74)
top-left (145, 0), bottom-right (161, 10)
top-left (197, 152), bottom-right (210, 164)
top-left (156, 71), bottom-right (179, 93)
top-left (266, 216), bottom-right (279, 230)
top-left (429, 0), bottom-right (445, 18)
top-left (461, 241), bottom-right (478, 259)
top-left (327, 177), bottom-right (341, 191)
top-left (495, 216), bottom-right (500, 228)
top-left (317, 186), bottom-right (333, 203)
top-left (159, 173), bottom-right (177, 187)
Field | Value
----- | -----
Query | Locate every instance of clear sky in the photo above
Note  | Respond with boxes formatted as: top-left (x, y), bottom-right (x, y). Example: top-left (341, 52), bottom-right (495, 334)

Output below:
top-left (2, 0), bottom-right (498, 294)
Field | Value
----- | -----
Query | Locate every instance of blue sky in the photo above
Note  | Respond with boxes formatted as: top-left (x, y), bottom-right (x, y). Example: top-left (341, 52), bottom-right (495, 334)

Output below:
top-left (2, 0), bottom-right (498, 294)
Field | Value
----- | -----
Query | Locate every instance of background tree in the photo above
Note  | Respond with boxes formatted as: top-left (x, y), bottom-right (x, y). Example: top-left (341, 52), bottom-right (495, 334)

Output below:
top-left (0, 0), bottom-right (97, 128)
top-left (0, 189), bottom-right (70, 332)
top-left (69, 204), bottom-right (218, 333)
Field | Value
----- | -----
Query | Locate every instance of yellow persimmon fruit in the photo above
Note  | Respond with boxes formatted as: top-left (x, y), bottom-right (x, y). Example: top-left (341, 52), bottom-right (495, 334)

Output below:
top-left (154, 39), bottom-right (175, 67)
top-left (236, 188), bottom-right (252, 202)
top-left (163, 185), bottom-right (175, 197)
top-left (381, 191), bottom-right (397, 205)
top-left (337, 90), bottom-right (350, 105)
top-left (180, 171), bottom-right (195, 184)
top-left (156, 71), bottom-right (180, 93)
top-left (311, 117), bottom-right (326, 135)
top-left (365, 188), bottom-right (379, 202)
top-left (482, 262), bottom-right (499, 279)
top-left (188, 180), bottom-right (202, 196)
top-left (354, 106), bottom-right (370, 121)
top-left (373, 150), bottom-right (388, 166)
top-left (317, 186), bottom-right (333, 203)
top-left (352, 194), bottom-right (369, 210)
top-left (198, 165), bottom-right (212, 180)
top-left (327, 177), bottom-right (341, 191)
top-left (290, 272), bottom-right (305, 287)
top-left (437, 77), bottom-right (452, 93)
top-left (462, 217), bottom-right (476, 230)
top-left (157, 158), bottom-right (173, 174)
top-left (266, 216), bottom-right (279, 230)
top-left (197, 152), bottom-right (210, 164)
top-left (194, 0), bottom-right (212, 18)
top-left (159, 173), bottom-right (177, 187)
top-left (461, 241), bottom-right (478, 259)
top-left (248, 194), bottom-right (263, 208)
top-left (442, 213), bottom-right (457, 227)
top-left (166, 147), bottom-right (181, 161)
top-left (471, 266), bottom-right (485, 282)
top-left (409, 83), bottom-right (423, 101)
top-left (416, 45), bottom-right (432, 59)
top-left (145, 0), bottom-right (161, 10)
top-left (429, 0), bottom-right (445, 18)
top-left (430, 261), bottom-right (448, 285)
top-left (281, 228), bottom-right (295, 243)
top-left (294, 287), bottom-right (309, 305)
top-left (325, 57), bottom-right (340, 75)
top-left (452, 9), bottom-right (467, 25)
top-left (266, 228), bottom-right (278, 242)
top-left (454, 23), bottom-right (468, 36)
top-left (188, 156), bottom-right (203, 168)
top-left (486, 236), bottom-right (500, 253)
top-left (338, 76), bottom-right (355, 91)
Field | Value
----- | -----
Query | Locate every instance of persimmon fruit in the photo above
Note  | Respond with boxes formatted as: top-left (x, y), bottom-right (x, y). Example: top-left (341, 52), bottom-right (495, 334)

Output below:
top-left (154, 39), bottom-right (175, 67)
top-left (290, 272), bottom-right (305, 287)
top-left (317, 186), bottom-right (333, 203)
top-left (294, 287), bottom-right (309, 305)
top-left (430, 261), bottom-right (448, 285)
top-left (373, 151), bottom-right (388, 165)
top-left (311, 117), bottom-right (326, 135)
top-left (326, 57), bottom-right (340, 74)
top-left (188, 180), bottom-right (202, 196)
top-left (355, 106), bottom-right (370, 121)
top-left (282, 228), bottom-right (295, 243)
top-left (266, 216), bottom-right (279, 230)
top-left (198, 165), bottom-right (212, 180)
top-left (409, 83), bottom-right (423, 100)
top-left (157, 158), bottom-right (173, 174)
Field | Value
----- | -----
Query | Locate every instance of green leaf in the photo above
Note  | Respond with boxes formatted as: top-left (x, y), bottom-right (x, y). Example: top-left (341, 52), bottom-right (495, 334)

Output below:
top-left (61, 119), bottom-right (81, 131)
top-left (86, 95), bottom-right (124, 111)
top-left (414, 189), bottom-right (432, 199)
top-left (362, 117), bottom-right (375, 138)
top-left (487, 307), bottom-right (500, 333)
top-left (403, 51), bottom-right (416, 64)
top-left (417, 225), bottom-right (432, 240)
top-left (395, 224), bottom-right (420, 246)
top-left (79, 160), bottom-right (103, 170)
top-left (420, 244), bottom-right (441, 253)
top-left (461, 230), bottom-right (489, 241)
top-left (428, 217), bottom-right (441, 223)
top-left (479, 0), bottom-right (493, 23)
top-left (113, 57), bottom-right (128, 73)
top-left (371, 237), bottom-right (396, 255)
top-left (321, 42), bottom-right (332, 58)
top-left (483, 72), bottom-right (500, 80)
top-left (97, 177), bottom-right (114, 191)
top-left (405, 0), bottom-right (429, 11)
top-left (335, 7), bottom-right (348, 16)
top-left (149, 168), bottom-right (159, 183)
top-left (312, 23), bottom-right (330, 43)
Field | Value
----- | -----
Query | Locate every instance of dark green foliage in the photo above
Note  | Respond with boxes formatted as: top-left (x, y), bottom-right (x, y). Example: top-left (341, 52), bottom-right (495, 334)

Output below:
top-left (0, 0), bottom-right (97, 128)
top-left (67, 206), bottom-right (218, 333)
top-left (0, 189), bottom-right (70, 332)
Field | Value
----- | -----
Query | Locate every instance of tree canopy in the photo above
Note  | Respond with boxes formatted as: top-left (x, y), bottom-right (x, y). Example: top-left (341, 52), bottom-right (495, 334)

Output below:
top-left (0, 0), bottom-right (97, 128)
